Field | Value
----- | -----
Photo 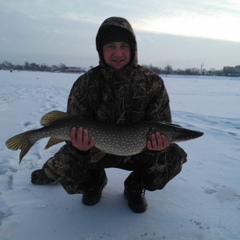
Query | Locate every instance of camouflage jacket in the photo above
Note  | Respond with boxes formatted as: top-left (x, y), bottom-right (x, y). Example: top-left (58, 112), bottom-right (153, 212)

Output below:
top-left (67, 65), bottom-right (171, 125)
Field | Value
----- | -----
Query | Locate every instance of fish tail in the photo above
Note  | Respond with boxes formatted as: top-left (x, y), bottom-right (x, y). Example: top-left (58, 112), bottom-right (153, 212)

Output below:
top-left (5, 132), bottom-right (36, 163)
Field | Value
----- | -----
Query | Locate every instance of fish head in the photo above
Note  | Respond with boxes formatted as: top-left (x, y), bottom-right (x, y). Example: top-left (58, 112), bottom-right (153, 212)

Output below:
top-left (148, 122), bottom-right (204, 142)
top-left (171, 127), bottom-right (204, 142)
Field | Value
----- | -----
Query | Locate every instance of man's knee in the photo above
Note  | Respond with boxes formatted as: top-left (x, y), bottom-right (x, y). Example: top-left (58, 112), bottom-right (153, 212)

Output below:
top-left (141, 144), bottom-right (187, 191)
top-left (157, 143), bottom-right (187, 165)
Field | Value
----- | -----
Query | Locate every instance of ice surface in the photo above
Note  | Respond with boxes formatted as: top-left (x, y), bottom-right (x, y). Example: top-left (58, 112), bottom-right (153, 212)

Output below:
top-left (0, 71), bottom-right (239, 240)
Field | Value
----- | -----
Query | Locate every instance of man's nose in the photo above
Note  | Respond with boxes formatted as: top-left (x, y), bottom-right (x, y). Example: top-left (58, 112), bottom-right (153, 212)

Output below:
top-left (114, 47), bottom-right (123, 56)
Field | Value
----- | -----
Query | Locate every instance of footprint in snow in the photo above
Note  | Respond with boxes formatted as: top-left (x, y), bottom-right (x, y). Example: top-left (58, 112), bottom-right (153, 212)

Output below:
top-left (202, 187), bottom-right (217, 194)
top-left (0, 199), bottom-right (13, 226)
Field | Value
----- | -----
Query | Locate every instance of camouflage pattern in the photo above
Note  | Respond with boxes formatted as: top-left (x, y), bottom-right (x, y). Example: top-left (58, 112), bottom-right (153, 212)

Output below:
top-left (36, 17), bottom-right (187, 195)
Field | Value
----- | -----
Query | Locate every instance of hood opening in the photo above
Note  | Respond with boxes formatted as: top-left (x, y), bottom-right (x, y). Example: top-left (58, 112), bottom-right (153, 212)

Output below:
top-left (96, 17), bottom-right (138, 68)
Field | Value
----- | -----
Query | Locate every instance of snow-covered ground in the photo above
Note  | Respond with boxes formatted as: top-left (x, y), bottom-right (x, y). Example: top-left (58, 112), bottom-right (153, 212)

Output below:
top-left (0, 71), bottom-right (239, 240)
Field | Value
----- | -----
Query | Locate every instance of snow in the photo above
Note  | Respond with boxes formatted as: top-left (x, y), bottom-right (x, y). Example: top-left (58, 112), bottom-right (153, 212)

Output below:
top-left (0, 70), bottom-right (239, 240)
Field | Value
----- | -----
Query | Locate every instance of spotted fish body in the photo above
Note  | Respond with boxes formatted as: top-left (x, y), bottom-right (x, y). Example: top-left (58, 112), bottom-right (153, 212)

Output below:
top-left (5, 110), bottom-right (204, 163)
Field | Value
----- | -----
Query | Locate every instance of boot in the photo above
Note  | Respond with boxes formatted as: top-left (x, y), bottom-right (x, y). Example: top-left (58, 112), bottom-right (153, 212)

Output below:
top-left (82, 169), bottom-right (108, 206)
top-left (82, 177), bottom-right (107, 206)
top-left (31, 169), bottom-right (55, 185)
top-left (124, 171), bottom-right (148, 213)
top-left (124, 187), bottom-right (147, 213)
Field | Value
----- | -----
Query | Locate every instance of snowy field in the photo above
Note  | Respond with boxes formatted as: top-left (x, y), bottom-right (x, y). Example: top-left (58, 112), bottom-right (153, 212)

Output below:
top-left (0, 70), bottom-right (239, 240)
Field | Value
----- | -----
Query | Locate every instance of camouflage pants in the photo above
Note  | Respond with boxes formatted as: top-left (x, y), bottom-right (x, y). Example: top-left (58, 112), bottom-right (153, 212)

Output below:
top-left (43, 143), bottom-right (187, 194)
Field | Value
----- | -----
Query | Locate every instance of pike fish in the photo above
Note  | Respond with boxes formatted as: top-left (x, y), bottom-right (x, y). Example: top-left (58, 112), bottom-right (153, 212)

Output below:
top-left (5, 110), bottom-right (204, 163)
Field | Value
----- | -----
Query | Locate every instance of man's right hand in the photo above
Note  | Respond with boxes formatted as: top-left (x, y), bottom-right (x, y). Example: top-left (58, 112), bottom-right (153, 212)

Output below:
top-left (70, 127), bottom-right (96, 151)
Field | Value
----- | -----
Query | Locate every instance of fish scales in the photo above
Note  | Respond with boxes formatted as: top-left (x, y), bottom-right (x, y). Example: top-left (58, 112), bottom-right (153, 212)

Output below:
top-left (91, 124), bottom-right (148, 155)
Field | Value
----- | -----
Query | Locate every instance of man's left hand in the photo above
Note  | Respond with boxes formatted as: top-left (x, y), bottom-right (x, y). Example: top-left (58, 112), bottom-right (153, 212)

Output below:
top-left (147, 132), bottom-right (170, 151)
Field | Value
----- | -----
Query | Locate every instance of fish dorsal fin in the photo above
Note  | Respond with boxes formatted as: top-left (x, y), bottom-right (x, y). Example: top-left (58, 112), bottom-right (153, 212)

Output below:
top-left (44, 137), bottom-right (64, 149)
top-left (40, 110), bottom-right (71, 126)
top-left (90, 148), bottom-right (106, 162)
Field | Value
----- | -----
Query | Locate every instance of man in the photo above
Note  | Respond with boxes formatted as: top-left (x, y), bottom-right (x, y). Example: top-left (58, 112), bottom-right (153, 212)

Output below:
top-left (32, 17), bottom-right (187, 213)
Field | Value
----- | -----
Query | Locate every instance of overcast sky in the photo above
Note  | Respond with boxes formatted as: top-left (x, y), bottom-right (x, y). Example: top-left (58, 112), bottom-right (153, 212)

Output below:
top-left (1, 0), bottom-right (240, 70)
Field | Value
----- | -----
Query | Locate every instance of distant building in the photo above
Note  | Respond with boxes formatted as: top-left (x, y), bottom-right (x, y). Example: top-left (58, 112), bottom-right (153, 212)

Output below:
top-left (223, 65), bottom-right (240, 76)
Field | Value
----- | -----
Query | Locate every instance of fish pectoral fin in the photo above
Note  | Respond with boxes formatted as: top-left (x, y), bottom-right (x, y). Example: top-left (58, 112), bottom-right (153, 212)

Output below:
top-left (141, 146), bottom-right (147, 152)
top-left (90, 150), bottom-right (106, 163)
top-left (44, 137), bottom-right (64, 149)
top-left (90, 146), bottom-right (100, 154)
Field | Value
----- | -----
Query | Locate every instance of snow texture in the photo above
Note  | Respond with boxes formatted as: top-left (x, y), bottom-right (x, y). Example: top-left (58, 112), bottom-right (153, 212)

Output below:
top-left (0, 71), bottom-right (239, 240)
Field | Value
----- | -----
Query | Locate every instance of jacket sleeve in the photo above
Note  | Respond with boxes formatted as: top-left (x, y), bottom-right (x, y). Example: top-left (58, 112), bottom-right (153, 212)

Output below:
top-left (145, 74), bottom-right (172, 123)
top-left (64, 73), bottom-right (95, 156)
top-left (67, 73), bottom-right (94, 119)
top-left (144, 74), bottom-right (172, 156)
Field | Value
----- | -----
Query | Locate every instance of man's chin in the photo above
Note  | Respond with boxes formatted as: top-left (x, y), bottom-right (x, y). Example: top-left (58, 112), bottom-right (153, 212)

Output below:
top-left (111, 61), bottom-right (125, 69)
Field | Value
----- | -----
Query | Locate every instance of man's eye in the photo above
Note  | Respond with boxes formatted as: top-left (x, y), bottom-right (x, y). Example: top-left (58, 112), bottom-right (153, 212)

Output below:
top-left (122, 44), bottom-right (129, 49)
top-left (107, 44), bottom-right (115, 48)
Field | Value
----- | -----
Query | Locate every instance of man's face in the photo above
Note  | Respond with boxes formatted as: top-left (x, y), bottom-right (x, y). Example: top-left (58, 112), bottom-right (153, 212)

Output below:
top-left (103, 42), bottom-right (131, 69)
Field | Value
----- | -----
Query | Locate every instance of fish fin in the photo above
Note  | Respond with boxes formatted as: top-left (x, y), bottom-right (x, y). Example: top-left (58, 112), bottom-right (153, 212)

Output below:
top-left (44, 137), bottom-right (64, 149)
top-left (5, 132), bottom-right (36, 164)
top-left (90, 146), bottom-right (100, 154)
top-left (141, 146), bottom-right (147, 152)
top-left (91, 150), bottom-right (106, 162)
top-left (40, 110), bottom-right (72, 126)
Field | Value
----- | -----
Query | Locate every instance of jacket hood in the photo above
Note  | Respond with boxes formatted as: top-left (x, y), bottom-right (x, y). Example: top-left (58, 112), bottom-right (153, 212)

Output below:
top-left (96, 17), bottom-right (138, 68)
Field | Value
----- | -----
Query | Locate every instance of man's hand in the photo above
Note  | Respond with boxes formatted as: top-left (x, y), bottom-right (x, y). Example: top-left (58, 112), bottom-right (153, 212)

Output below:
top-left (70, 127), bottom-right (96, 151)
top-left (147, 132), bottom-right (170, 151)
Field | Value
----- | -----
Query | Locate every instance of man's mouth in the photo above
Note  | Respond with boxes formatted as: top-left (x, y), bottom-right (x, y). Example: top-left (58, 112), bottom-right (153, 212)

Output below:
top-left (112, 59), bottom-right (124, 63)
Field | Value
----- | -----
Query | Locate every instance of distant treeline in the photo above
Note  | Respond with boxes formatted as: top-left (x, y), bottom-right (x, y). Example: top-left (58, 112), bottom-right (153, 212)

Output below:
top-left (0, 61), bottom-right (88, 74)
top-left (1, 61), bottom-right (238, 76)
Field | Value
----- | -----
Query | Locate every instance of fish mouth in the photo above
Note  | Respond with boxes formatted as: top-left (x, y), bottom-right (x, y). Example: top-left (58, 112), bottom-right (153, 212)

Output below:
top-left (175, 129), bottom-right (204, 142)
